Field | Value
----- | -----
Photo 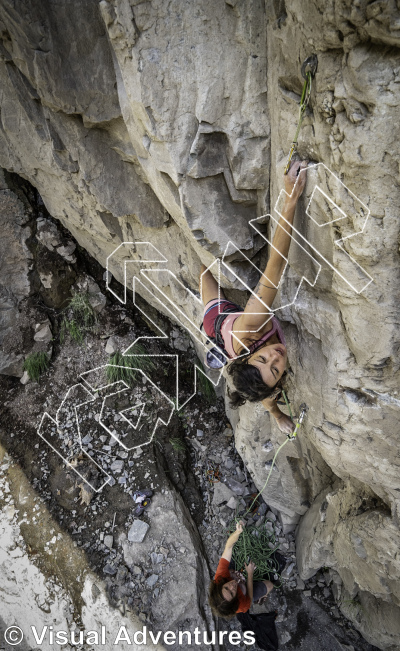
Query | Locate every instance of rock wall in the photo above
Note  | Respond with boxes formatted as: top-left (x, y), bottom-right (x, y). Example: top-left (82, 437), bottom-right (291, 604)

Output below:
top-left (0, 1), bottom-right (399, 649)
top-left (0, 444), bottom-right (166, 651)
top-left (0, 173), bottom-right (34, 375)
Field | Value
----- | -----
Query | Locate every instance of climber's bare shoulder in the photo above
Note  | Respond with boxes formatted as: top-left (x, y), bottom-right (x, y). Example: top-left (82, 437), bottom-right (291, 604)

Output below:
top-left (231, 315), bottom-right (273, 355)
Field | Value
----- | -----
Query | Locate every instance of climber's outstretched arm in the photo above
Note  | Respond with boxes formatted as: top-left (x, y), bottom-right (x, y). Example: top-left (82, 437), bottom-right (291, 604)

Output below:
top-left (235, 161), bottom-right (308, 333)
top-left (221, 520), bottom-right (244, 562)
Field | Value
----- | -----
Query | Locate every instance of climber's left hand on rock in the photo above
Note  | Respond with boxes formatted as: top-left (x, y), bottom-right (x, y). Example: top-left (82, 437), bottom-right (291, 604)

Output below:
top-left (284, 160), bottom-right (308, 200)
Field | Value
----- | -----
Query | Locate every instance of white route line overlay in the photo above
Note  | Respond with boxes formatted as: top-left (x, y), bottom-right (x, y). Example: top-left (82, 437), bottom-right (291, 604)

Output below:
top-left (272, 163), bottom-right (373, 293)
top-left (38, 384), bottom-right (111, 493)
top-left (37, 161), bottom-right (373, 492)
top-left (38, 367), bottom-right (175, 492)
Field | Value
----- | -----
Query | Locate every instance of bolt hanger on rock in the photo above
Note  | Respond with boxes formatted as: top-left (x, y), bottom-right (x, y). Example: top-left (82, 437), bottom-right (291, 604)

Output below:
top-left (284, 53), bottom-right (318, 175)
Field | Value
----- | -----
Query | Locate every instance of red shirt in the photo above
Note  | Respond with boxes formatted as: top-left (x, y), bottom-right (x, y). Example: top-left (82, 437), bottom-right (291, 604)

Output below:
top-left (214, 558), bottom-right (251, 613)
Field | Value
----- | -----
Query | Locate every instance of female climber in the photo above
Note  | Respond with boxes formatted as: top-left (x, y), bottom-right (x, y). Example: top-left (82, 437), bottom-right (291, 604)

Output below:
top-left (208, 520), bottom-right (273, 618)
top-left (200, 160), bottom-right (308, 434)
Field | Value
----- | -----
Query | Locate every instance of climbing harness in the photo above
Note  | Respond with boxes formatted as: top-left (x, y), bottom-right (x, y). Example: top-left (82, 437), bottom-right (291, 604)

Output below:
top-left (284, 54), bottom-right (318, 175)
top-left (201, 304), bottom-right (241, 369)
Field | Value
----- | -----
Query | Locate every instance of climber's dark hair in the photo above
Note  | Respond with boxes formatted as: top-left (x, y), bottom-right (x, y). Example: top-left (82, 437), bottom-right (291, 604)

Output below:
top-left (227, 339), bottom-right (287, 408)
top-left (227, 356), bottom-right (279, 408)
top-left (208, 577), bottom-right (239, 619)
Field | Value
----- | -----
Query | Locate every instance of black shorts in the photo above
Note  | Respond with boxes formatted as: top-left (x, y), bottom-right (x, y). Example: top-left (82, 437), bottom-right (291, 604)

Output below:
top-left (252, 580), bottom-right (269, 602)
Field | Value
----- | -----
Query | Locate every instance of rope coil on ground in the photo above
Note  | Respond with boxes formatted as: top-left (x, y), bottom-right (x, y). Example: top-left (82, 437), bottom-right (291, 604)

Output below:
top-left (230, 523), bottom-right (283, 584)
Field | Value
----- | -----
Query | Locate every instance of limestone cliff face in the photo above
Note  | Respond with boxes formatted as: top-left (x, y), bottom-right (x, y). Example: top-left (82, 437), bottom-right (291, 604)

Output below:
top-left (0, 1), bottom-right (399, 648)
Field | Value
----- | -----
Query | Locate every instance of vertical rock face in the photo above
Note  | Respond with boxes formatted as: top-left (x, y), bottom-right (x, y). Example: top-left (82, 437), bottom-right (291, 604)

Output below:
top-left (235, 5), bottom-right (400, 648)
top-left (0, 1), bottom-right (399, 648)
top-left (0, 182), bottom-right (32, 375)
top-left (0, 446), bottom-right (165, 651)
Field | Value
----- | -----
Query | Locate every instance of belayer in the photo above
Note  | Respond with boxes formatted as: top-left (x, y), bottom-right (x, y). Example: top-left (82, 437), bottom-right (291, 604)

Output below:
top-left (208, 520), bottom-right (274, 618)
top-left (200, 161), bottom-right (308, 434)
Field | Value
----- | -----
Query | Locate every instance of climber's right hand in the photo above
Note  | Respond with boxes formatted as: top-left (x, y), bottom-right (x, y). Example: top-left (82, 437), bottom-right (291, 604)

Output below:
top-left (236, 520), bottom-right (245, 533)
top-left (245, 560), bottom-right (256, 575)
top-left (275, 413), bottom-right (295, 435)
top-left (284, 160), bottom-right (308, 200)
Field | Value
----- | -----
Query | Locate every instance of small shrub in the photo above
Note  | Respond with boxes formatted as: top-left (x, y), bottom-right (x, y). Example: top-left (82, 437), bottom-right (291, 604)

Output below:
top-left (60, 292), bottom-right (97, 345)
top-left (106, 345), bottom-right (155, 385)
top-left (23, 352), bottom-right (50, 381)
top-left (60, 318), bottom-right (84, 344)
top-left (169, 437), bottom-right (186, 452)
top-left (106, 351), bottom-right (138, 385)
top-left (124, 342), bottom-right (156, 375)
top-left (68, 292), bottom-right (98, 329)
top-left (197, 369), bottom-right (217, 404)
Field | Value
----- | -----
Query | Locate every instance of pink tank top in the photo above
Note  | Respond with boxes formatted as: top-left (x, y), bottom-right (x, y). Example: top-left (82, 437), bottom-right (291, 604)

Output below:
top-left (221, 314), bottom-right (286, 359)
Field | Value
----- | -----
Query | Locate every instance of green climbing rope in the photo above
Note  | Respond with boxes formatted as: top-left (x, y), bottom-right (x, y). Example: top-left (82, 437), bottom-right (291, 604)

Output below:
top-left (282, 388), bottom-right (293, 419)
top-left (242, 437), bottom-right (292, 518)
top-left (284, 54), bottom-right (318, 174)
top-left (226, 399), bottom-right (308, 581)
top-left (225, 437), bottom-right (291, 583)
top-left (229, 521), bottom-right (282, 583)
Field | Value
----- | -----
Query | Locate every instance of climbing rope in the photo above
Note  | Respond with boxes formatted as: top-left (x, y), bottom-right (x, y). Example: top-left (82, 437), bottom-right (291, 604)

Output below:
top-left (284, 54), bottom-right (318, 174)
top-left (239, 393), bottom-right (307, 518)
top-left (241, 436), bottom-right (292, 518)
top-left (230, 520), bottom-right (283, 583)
top-left (227, 398), bottom-right (308, 580)
top-left (282, 388), bottom-right (294, 419)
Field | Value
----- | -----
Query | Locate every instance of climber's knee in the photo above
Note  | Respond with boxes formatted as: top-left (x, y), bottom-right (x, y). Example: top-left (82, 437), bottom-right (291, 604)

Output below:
top-left (263, 579), bottom-right (274, 594)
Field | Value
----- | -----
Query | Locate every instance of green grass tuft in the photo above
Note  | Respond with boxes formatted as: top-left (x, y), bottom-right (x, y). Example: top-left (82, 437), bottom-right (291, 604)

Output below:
top-left (60, 318), bottom-right (84, 344)
top-left (106, 351), bottom-right (138, 385)
top-left (197, 370), bottom-right (217, 403)
top-left (124, 342), bottom-right (156, 375)
top-left (60, 292), bottom-right (97, 345)
top-left (106, 344), bottom-right (156, 385)
top-left (23, 352), bottom-right (50, 381)
top-left (68, 292), bottom-right (98, 329)
top-left (169, 436), bottom-right (186, 452)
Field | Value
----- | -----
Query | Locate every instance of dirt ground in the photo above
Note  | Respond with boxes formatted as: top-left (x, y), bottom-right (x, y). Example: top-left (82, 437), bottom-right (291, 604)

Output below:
top-left (0, 278), bottom-right (378, 651)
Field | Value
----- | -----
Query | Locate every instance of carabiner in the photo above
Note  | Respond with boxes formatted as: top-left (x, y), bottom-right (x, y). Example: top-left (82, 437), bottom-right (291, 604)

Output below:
top-left (284, 55), bottom-right (317, 175)
top-left (286, 403), bottom-right (308, 440)
top-left (301, 54), bottom-right (318, 80)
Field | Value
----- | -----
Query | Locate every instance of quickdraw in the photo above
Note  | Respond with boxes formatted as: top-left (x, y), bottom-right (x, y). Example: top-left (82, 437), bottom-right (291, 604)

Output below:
top-left (284, 53), bottom-right (318, 175)
top-left (281, 390), bottom-right (308, 440)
